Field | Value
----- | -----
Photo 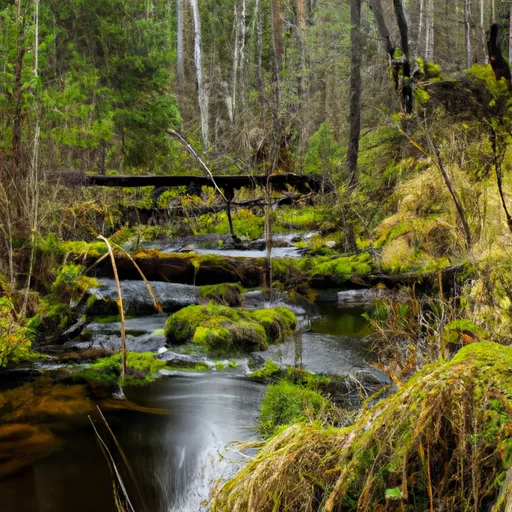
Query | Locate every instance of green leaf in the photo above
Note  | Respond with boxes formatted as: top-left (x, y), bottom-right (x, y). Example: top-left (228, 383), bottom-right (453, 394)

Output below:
top-left (385, 488), bottom-right (403, 500)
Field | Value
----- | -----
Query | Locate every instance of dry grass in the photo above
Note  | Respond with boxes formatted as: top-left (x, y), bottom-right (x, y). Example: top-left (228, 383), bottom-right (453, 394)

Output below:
top-left (212, 342), bottom-right (512, 511)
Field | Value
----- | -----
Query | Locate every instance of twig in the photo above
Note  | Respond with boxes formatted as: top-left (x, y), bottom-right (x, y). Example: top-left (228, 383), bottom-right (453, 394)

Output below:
top-left (98, 235), bottom-right (127, 379)
top-left (166, 129), bottom-right (228, 203)
top-left (89, 416), bottom-right (136, 512)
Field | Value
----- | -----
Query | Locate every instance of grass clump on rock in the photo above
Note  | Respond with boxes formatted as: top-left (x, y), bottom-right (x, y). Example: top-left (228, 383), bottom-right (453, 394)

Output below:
top-left (213, 342), bottom-right (512, 511)
top-left (77, 351), bottom-right (167, 386)
top-left (164, 303), bottom-right (296, 353)
top-left (199, 283), bottom-right (245, 306)
top-left (259, 380), bottom-right (327, 438)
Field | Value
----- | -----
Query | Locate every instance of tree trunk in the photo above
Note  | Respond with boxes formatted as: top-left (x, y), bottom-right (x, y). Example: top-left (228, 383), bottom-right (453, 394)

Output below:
top-left (425, 0), bottom-right (434, 61)
top-left (393, 0), bottom-right (414, 113)
top-left (176, 0), bottom-right (184, 85)
top-left (480, 0), bottom-right (487, 63)
top-left (12, 0), bottom-right (25, 183)
top-left (369, 0), bottom-right (394, 56)
top-left (418, 0), bottom-right (424, 55)
top-left (270, 0), bottom-right (283, 170)
top-left (509, 2), bottom-right (512, 66)
top-left (296, 0), bottom-right (308, 171)
top-left (190, 0), bottom-right (209, 149)
top-left (231, 0), bottom-right (246, 124)
top-left (346, 0), bottom-right (361, 188)
top-left (271, 0), bottom-right (283, 79)
top-left (255, 0), bottom-right (264, 119)
top-left (465, 0), bottom-right (472, 68)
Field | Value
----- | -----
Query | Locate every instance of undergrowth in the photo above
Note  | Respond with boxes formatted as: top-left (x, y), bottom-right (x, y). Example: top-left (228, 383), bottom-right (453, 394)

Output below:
top-left (213, 342), bottom-right (512, 511)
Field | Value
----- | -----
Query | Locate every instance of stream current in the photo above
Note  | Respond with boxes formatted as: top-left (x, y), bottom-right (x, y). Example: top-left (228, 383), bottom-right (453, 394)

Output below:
top-left (1, 242), bottom-right (383, 512)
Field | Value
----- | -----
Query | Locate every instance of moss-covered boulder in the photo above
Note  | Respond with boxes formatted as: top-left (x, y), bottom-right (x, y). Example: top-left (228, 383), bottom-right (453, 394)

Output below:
top-left (213, 342), bottom-right (512, 511)
top-left (164, 304), bottom-right (296, 353)
top-left (198, 283), bottom-right (244, 306)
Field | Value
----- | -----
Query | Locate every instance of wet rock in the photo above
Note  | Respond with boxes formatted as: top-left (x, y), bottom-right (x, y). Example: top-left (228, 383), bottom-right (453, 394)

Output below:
top-left (157, 351), bottom-right (210, 367)
top-left (86, 279), bottom-right (199, 316)
top-left (337, 288), bottom-right (391, 306)
top-left (65, 332), bottom-right (165, 353)
top-left (47, 318), bottom-right (89, 345)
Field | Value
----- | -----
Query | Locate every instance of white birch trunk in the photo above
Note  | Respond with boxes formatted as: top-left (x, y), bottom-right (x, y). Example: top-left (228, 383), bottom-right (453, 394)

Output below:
top-left (34, 0), bottom-right (39, 77)
top-left (465, 0), bottom-right (472, 69)
top-left (231, 0), bottom-right (247, 123)
top-left (417, 0), bottom-right (424, 56)
top-left (231, 2), bottom-right (240, 122)
top-left (190, 0), bottom-right (209, 149)
top-left (176, 0), bottom-right (184, 84)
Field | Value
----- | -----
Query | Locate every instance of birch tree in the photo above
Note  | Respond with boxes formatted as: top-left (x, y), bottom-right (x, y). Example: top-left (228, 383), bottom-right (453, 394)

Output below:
top-left (346, 0), bottom-right (361, 188)
top-left (465, 0), bottom-right (472, 68)
top-left (190, 0), bottom-right (209, 149)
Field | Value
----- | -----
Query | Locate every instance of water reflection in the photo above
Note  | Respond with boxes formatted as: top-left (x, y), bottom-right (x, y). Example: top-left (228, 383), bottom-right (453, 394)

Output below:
top-left (0, 375), bottom-right (265, 512)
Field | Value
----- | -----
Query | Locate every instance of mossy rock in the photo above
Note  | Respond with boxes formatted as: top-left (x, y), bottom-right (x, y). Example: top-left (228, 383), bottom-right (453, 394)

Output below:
top-left (199, 283), bottom-right (244, 306)
top-left (214, 342), bottom-right (512, 511)
top-left (74, 351), bottom-right (167, 387)
top-left (164, 304), bottom-right (296, 354)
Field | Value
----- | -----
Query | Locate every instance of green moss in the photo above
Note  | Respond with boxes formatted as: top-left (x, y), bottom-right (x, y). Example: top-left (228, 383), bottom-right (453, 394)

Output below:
top-left (250, 359), bottom-right (282, 379)
top-left (164, 303), bottom-right (296, 354)
top-left (259, 380), bottom-right (327, 438)
top-left (77, 351), bottom-right (168, 386)
top-left (196, 209), bottom-right (264, 240)
top-left (199, 283), bottom-right (245, 306)
top-left (273, 206), bottom-right (328, 232)
top-left (308, 253), bottom-right (373, 279)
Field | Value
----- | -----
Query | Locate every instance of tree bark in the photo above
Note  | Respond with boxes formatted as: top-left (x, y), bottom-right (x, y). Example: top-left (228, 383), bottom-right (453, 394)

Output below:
top-left (425, 0), bottom-right (434, 61)
top-left (232, 0), bottom-right (246, 123)
top-left (176, 0), bottom-right (184, 85)
top-left (190, 0), bottom-right (209, 149)
top-left (346, 0), bottom-right (361, 188)
top-left (255, 0), bottom-right (264, 119)
top-left (369, 0), bottom-right (394, 56)
top-left (393, 0), bottom-right (414, 113)
top-left (465, 0), bottom-right (472, 68)
top-left (509, 2), bottom-right (512, 66)
top-left (479, 0), bottom-right (487, 63)
top-left (418, 0), bottom-right (424, 55)
top-left (296, 0), bottom-right (308, 171)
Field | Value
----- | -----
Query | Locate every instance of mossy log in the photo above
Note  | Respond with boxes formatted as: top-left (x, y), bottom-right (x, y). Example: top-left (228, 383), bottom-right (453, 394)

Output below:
top-left (95, 251), bottom-right (266, 287)
top-left (213, 342), bottom-right (512, 511)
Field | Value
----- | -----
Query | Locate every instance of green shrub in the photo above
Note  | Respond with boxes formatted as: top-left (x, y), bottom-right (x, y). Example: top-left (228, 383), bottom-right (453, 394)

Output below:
top-left (0, 298), bottom-right (35, 368)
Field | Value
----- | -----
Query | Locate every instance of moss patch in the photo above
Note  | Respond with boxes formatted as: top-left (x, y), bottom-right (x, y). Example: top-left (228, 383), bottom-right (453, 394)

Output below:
top-left (164, 304), bottom-right (296, 354)
top-left (199, 283), bottom-right (245, 306)
top-left (259, 380), bottom-right (327, 438)
top-left (75, 351), bottom-right (167, 386)
top-left (214, 342), bottom-right (512, 511)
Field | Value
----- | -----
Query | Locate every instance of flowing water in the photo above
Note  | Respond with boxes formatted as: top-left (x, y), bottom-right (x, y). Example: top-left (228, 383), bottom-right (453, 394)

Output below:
top-left (0, 249), bottom-right (384, 512)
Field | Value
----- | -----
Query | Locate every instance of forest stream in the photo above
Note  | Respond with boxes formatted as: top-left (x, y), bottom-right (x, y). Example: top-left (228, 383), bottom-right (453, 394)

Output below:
top-left (0, 253), bottom-right (381, 512)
